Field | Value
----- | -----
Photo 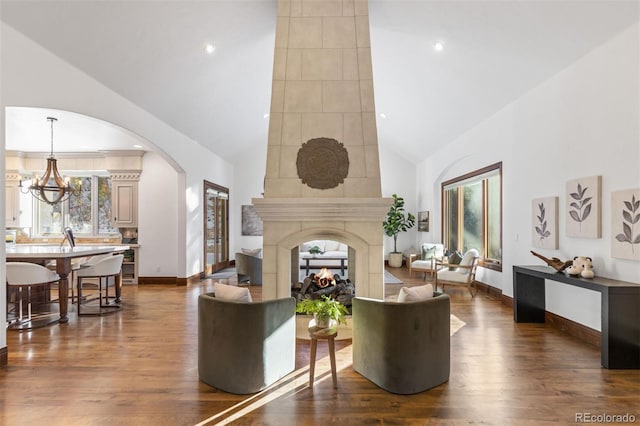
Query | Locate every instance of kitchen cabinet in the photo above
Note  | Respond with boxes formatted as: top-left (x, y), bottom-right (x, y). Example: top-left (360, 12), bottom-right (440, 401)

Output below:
top-left (121, 245), bottom-right (139, 284)
top-left (5, 174), bottom-right (32, 228)
top-left (111, 179), bottom-right (138, 228)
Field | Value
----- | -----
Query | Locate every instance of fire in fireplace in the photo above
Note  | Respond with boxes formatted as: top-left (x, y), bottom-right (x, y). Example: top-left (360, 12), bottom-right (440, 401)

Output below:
top-left (292, 268), bottom-right (355, 311)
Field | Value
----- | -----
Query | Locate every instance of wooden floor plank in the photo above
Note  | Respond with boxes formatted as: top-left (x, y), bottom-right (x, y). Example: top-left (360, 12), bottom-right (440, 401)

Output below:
top-left (2, 267), bottom-right (638, 425)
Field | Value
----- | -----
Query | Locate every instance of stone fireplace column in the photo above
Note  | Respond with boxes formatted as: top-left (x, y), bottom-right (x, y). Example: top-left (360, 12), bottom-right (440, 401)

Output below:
top-left (253, 0), bottom-right (391, 300)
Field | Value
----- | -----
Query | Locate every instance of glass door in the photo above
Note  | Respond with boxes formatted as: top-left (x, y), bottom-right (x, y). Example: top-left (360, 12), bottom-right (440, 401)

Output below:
top-left (204, 181), bottom-right (229, 274)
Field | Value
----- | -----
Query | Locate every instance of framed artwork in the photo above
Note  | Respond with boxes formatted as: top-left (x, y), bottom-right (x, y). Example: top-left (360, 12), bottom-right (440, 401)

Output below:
top-left (417, 211), bottom-right (429, 232)
top-left (566, 175), bottom-right (601, 238)
top-left (532, 196), bottom-right (558, 249)
top-left (241, 205), bottom-right (263, 236)
top-left (611, 188), bottom-right (640, 261)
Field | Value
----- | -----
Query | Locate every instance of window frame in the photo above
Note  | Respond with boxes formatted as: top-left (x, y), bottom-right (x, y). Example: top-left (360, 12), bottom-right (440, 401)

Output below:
top-left (33, 173), bottom-right (119, 237)
top-left (441, 162), bottom-right (503, 272)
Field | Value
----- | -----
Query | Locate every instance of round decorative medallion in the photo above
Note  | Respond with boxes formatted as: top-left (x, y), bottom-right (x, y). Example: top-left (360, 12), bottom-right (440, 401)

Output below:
top-left (296, 137), bottom-right (349, 189)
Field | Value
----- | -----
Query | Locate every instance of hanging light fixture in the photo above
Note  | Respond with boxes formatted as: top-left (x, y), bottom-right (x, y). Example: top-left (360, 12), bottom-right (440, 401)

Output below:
top-left (20, 117), bottom-right (74, 205)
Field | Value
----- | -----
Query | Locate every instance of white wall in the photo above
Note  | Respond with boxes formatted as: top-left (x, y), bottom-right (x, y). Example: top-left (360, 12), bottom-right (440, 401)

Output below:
top-left (417, 23), bottom-right (640, 330)
top-left (379, 144), bottom-right (417, 257)
top-left (138, 151), bottom-right (179, 276)
top-left (0, 23), bottom-right (235, 281)
top-left (232, 144), bottom-right (267, 257)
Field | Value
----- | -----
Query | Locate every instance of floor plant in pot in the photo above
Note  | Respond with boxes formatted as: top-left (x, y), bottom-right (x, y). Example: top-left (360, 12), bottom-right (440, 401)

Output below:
top-left (383, 193), bottom-right (416, 268)
top-left (295, 295), bottom-right (349, 330)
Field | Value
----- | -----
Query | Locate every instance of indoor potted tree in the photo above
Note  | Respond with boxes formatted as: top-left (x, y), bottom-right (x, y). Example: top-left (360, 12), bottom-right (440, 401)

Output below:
top-left (383, 193), bottom-right (416, 268)
top-left (295, 295), bottom-right (349, 329)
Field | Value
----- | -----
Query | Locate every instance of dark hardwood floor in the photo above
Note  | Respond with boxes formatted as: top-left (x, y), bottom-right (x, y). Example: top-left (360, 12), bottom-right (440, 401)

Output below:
top-left (2, 267), bottom-right (638, 425)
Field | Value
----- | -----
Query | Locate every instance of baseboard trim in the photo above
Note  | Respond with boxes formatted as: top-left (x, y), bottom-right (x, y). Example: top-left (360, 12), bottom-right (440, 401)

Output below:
top-left (177, 272), bottom-right (201, 286)
top-left (0, 346), bottom-right (7, 366)
top-left (138, 272), bottom-right (202, 286)
top-left (474, 280), bottom-right (502, 299)
top-left (499, 293), bottom-right (600, 348)
top-left (138, 276), bottom-right (179, 285)
top-left (501, 293), bottom-right (514, 309)
top-left (545, 311), bottom-right (601, 348)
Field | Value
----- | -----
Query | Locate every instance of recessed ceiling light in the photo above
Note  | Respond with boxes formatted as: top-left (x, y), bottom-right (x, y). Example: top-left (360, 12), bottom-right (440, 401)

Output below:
top-left (433, 41), bottom-right (444, 52)
top-left (263, 113), bottom-right (270, 119)
top-left (205, 43), bottom-right (216, 54)
top-left (133, 144), bottom-right (143, 149)
top-left (379, 113), bottom-right (387, 119)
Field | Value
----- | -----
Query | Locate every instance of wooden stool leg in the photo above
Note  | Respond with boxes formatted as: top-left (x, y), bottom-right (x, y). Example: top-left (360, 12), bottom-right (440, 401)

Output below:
top-left (309, 338), bottom-right (318, 386)
top-left (328, 336), bottom-right (337, 388)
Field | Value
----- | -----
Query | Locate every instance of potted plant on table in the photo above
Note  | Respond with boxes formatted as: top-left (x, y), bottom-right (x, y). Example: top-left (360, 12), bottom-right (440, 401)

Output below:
top-left (296, 295), bottom-right (349, 329)
top-left (383, 193), bottom-right (416, 268)
top-left (308, 245), bottom-right (323, 258)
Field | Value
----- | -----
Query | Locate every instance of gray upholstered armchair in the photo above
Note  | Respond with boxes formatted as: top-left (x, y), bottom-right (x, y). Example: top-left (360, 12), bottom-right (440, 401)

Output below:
top-left (198, 293), bottom-right (296, 394)
top-left (235, 252), bottom-right (262, 285)
top-left (352, 293), bottom-right (451, 394)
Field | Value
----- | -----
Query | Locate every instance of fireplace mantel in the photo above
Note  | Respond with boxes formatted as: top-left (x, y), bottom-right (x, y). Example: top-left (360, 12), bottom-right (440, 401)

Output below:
top-left (252, 197), bottom-right (391, 222)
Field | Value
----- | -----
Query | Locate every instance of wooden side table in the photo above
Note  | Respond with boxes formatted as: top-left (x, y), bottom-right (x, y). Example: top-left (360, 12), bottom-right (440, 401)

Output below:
top-left (308, 322), bottom-right (338, 388)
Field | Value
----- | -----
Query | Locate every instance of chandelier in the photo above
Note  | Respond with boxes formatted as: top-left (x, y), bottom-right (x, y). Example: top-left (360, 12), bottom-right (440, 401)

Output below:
top-left (20, 117), bottom-right (74, 205)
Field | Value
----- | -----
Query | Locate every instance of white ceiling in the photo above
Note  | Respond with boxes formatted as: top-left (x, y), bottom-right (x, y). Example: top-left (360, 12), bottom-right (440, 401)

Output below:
top-left (2, 1), bottom-right (638, 164)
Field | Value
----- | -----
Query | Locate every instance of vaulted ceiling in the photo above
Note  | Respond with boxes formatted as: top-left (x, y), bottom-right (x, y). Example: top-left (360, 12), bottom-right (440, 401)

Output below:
top-left (2, 1), bottom-right (638, 164)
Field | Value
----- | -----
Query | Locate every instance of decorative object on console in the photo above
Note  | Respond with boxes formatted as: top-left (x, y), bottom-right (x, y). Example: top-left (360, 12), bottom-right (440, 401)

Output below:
top-left (611, 188), bottom-right (640, 261)
top-left (565, 256), bottom-right (595, 278)
top-left (532, 196), bottom-right (558, 249)
top-left (566, 175), bottom-right (601, 238)
top-left (530, 250), bottom-right (573, 272)
top-left (417, 211), bottom-right (430, 232)
top-left (296, 137), bottom-right (349, 190)
top-left (19, 117), bottom-right (77, 205)
top-left (383, 194), bottom-right (416, 268)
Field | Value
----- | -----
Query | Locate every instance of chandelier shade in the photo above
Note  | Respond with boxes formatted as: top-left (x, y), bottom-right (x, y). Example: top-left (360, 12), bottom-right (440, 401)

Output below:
top-left (20, 117), bottom-right (74, 205)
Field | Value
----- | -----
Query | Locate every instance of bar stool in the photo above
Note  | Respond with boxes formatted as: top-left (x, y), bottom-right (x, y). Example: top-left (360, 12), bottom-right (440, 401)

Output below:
top-left (76, 254), bottom-right (124, 316)
top-left (6, 262), bottom-right (61, 330)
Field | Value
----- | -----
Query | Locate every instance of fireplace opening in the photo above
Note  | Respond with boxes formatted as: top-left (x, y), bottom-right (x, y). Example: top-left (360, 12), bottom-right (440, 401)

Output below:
top-left (292, 268), bottom-right (355, 313)
top-left (291, 239), bottom-right (355, 312)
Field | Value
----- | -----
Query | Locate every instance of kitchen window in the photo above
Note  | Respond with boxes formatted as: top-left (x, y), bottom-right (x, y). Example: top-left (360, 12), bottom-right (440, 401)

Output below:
top-left (35, 175), bottom-right (118, 236)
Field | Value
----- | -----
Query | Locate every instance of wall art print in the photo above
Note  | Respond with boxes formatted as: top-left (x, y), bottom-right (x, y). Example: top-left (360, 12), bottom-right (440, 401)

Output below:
top-left (241, 205), bottom-right (263, 236)
top-left (611, 188), bottom-right (640, 261)
top-left (417, 211), bottom-right (430, 232)
top-left (532, 196), bottom-right (558, 249)
top-left (566, 175), bottom-right (601, 238)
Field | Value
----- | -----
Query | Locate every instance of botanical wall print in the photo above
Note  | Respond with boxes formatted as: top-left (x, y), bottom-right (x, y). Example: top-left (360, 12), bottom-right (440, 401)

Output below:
top-left (566, 175), bottom-right (601, 238)
top-left (611, 188), bottom-right (640, 261)
top-left (532, 197), bottom-right (558, 249)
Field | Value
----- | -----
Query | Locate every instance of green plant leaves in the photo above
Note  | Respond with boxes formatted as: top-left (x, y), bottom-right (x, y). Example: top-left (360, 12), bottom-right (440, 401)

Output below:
top-left (383, 194), bottom-right (416, 253)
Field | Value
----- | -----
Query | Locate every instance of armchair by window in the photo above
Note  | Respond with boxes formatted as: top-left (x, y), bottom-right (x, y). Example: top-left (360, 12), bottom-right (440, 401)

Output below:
top-left (435, 249), bottom-right (479, 297)
top-left (408, 243), bottom-right (445, 280)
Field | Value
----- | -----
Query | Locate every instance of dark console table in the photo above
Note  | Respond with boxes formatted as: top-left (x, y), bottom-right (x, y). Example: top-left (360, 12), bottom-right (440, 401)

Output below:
top-left (513, 265), bottom-right (640, 369)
